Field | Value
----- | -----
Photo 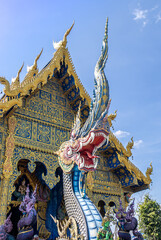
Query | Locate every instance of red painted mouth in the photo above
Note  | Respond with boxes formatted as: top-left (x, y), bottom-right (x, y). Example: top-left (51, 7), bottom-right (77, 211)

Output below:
top-left (77, 131), bottom-right (109, 171)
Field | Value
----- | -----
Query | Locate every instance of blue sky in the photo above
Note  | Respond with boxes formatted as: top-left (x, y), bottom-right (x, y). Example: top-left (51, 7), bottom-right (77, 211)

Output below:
top-left (0, 0), bottom-right (161, 204)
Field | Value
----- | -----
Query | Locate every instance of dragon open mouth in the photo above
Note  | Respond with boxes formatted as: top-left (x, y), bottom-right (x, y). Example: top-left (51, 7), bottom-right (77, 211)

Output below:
top-left (77, 130), bottom-right (109, 171)
top-left (57, 125), bottom-right (110, 173)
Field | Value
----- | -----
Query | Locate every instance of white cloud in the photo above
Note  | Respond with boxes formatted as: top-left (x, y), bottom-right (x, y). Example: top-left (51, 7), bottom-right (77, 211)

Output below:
top-left (132, 5), bottom-right (161, 27)
top-left (156, 13), bottom-right (161, 23)
top-left (114, 130), bottom-right (130, 139)
top-left (133, 8), bottom-right (148, 20)
top-left (134, 140), bottom-right (143, 149)
top-left (151, 5), bottom-right (158, 11)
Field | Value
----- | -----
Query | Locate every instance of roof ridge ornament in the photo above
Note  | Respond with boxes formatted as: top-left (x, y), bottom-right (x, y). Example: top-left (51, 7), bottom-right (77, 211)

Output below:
top-left (21, 48), bottom-right (43, 86)
top-left (27, 48), bottom-right (43, 73)
top-left (0, 63), bottom-right (24, 94)
top-left (11, 62), bottom-right (24, 90)
top-left (145, 162), bottom-right (153, 184)
top-left (53, 21), bottom-right (75, 50)
top-left (0, 77), bottom-right (11, 95)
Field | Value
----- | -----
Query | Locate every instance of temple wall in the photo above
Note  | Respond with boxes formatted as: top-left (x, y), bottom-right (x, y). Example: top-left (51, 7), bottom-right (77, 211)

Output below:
top-left (0, 77), bottom-right (127, 220)
top-left (86, 155), bottom-right (125, 211)
top-left (7, 78), bottom-right (74, 202)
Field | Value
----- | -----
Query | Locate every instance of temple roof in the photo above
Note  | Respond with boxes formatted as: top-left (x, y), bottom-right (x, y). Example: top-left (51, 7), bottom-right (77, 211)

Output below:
top-left (0, 24), bottom-right (152, 192)
top-left (103, 132), bottom-right (152, 192)
top-left (0, 25), bottom-right (91, 117)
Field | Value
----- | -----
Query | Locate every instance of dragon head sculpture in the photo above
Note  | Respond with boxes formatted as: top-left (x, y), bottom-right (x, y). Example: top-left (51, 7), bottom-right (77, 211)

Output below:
top-left (57, 105), bottom-right (110, 173)
top-left (56, 19), bottom-right (111, 173)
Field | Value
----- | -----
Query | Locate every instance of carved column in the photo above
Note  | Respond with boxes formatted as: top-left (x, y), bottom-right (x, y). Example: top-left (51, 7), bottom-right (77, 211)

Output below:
top-left (0, 116), bottom-right (16, 224)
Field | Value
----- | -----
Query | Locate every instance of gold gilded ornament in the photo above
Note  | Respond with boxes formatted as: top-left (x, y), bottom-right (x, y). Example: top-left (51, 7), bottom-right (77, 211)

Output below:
top-left (0, 116), bottom-right (16, 224)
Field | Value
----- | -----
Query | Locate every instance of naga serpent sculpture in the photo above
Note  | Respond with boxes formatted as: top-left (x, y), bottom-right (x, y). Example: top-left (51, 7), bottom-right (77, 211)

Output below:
top-left (55, 19), bottom-right (110, 240)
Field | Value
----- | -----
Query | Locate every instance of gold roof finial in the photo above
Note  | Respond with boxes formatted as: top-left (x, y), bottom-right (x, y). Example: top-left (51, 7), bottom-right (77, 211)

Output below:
top-left (0, 77), bottom-right (10, 94)
top-left (108, 110), bottom-right (117, 127)
top-left (53, 21), bottom-right (75, 50)
top-left (27, 48), bottom-right (43, 72)
top-left (62, 21), bottom-right (75, 47)
top-left (125, 137), bottom-right (134, 157)
top-left (145, 162), bottom-right (153, 184)
top-left (22, 49), bottom-right (43, 86)
top-left (11, 62), bottom-right (24, 89)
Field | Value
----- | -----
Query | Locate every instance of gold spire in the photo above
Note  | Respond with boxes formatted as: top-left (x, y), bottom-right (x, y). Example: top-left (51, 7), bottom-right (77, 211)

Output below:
top-left (11, 62), bottom-right (24, 90)
top-left (21, 48), bottom-right (43, 87)
top-left (27, 48), bottom-right (43, 72)
top-left (53, 21), bottom-right (75, 50)
top-left (62, 21), bottom-right (75, 47)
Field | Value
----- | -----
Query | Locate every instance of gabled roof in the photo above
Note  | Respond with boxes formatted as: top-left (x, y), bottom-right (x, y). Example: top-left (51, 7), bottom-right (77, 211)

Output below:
top-left (0, 24), bottom-right (90, 119)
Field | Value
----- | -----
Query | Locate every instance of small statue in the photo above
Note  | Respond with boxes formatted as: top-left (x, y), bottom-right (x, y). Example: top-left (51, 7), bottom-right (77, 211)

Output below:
top-left (18, 179), bottom-right (27, 196)
top-left (97, 207), bottom-right (113, 240)
top-left (12, 176), bottom-right (29, 201)
top-left (0, 213), bottom-right (15, 240)
top-left (17, 185), bottom-right (37, 240)
top-left (115, 199), bottom-right (143, 240)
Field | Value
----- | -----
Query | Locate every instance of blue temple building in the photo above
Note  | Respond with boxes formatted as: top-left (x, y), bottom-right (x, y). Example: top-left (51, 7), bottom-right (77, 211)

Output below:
top-left (0, 23), bottom-right (152, 239)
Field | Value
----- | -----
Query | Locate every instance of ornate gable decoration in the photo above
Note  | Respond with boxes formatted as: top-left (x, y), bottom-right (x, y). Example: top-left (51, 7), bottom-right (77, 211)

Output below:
top-left (0, 23), bottom-right (90, 117)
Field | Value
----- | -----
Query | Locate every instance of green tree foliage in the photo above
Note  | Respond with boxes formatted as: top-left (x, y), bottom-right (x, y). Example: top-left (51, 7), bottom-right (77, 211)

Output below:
top-left (137, 194), bottom-right (161, 240)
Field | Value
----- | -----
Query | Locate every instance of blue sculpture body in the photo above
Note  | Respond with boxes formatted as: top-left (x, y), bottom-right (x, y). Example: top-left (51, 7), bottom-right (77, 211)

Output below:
top-left (46, 167), bottom-right (64, 240)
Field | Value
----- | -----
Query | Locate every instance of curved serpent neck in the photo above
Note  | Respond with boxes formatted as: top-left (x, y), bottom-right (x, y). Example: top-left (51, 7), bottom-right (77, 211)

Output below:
top-left (63, 172), bottom-right (88, 239)
top-left (63, 166), bottom-right (102, 240)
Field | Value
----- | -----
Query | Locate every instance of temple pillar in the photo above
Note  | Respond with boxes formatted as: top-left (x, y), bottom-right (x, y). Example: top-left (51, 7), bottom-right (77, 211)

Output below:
top-left (0, 175), bottom-right (11, 224)
top-left (0, 116), bottom-right (16, 224)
